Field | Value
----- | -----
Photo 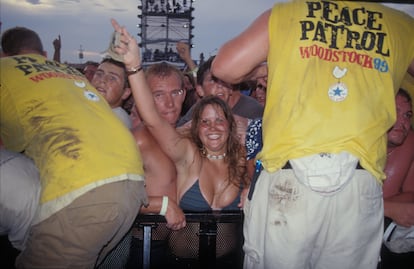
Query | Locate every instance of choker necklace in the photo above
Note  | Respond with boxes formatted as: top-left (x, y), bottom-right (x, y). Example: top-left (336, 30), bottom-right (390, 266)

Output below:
top-left (206, 153), bottom-right (226, 160)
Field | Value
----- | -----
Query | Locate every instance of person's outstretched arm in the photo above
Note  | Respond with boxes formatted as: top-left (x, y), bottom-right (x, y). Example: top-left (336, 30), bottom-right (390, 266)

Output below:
top-left (211, 9), bottom-right (271, 84)
top-left (110, 19), bottom-right (191, 164)
top-left (176, 41), bottom-right (197, 73)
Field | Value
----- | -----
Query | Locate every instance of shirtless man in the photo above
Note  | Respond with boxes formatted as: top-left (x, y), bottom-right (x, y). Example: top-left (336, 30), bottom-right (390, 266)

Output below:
top-left (131, 63), bottom-right (187, 228)
top-left (129, 63), bottom-right (187, 268)
top-left (98, 63), bottom-right (186, 269)
top-left (381, 88), bottom-right (414, 267)
top-left (383, 88), bottom-right (414, 228)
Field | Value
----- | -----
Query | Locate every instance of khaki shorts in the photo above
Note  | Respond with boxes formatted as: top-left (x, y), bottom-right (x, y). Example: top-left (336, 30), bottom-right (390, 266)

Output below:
top-left (16, 180), bottom-right (147, 269)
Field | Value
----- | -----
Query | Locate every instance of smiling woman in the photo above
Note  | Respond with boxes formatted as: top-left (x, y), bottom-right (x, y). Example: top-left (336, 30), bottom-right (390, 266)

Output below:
top-left (110, 15), bottom-right (250, 265)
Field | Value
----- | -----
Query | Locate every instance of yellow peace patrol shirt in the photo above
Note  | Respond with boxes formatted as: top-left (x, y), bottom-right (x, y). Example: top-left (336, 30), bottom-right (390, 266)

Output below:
top-left (259, 0), bottom-right (414, 181)
top-left (0, 54), bottom-right (144, 222)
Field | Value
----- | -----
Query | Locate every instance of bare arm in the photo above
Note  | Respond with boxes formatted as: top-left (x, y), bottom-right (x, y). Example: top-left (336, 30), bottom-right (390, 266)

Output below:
top-left (384, 131), bottom-right (414, 227)
top-left (384, 202), bottom-right (414, 227)
top-left (176, 41), bottom-right (197, 72)
top-left (111, 19), bottom-right (192, 163)
top-left (211, 9), bottom-right (271, 84)
top-left (384, 170), bottom-right (414, 227)
top-left (140, 196), bottom-right (186, 230)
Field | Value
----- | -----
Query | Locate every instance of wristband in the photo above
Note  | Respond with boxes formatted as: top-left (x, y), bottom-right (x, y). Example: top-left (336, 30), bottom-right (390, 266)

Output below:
top-left (126, 64), bottom-right (143, 76)
top-left (159, 196), bottom-right (169, 216)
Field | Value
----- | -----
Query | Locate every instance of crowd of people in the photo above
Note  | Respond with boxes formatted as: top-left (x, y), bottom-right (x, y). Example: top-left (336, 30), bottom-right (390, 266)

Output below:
top-left (1, 1), bottom-right (414, 269)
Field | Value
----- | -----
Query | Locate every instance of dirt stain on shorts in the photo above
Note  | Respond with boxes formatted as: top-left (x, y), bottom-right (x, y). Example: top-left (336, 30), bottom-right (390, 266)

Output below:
top-left (268, 175), bottom-right (299, 226)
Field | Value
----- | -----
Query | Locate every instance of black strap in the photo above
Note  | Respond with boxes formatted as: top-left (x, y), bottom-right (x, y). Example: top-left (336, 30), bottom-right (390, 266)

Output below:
top-left (247, 160), bottom-right (263, 200)
top-left (247, 159), bottom-right (364, 201)
top-left (282, 161), bottom-right (364, 169)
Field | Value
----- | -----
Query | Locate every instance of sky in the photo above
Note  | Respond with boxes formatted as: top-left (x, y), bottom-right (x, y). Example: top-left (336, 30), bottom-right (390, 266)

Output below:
top-left (1, 0), bottom-right (413, 64)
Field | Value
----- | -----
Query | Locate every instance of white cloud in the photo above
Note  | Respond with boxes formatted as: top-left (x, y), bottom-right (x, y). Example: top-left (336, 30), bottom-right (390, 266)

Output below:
top-left (1, 0), bottom-right (413, 64)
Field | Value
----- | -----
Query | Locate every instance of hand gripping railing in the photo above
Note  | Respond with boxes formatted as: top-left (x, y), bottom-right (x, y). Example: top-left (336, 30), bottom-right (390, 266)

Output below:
top-left (133, 210), bottom-right (244, 269)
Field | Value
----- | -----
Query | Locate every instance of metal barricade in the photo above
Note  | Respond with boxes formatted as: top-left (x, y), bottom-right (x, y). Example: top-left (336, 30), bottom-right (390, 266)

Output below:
top-left (133, 211), bottom-right (244, 269)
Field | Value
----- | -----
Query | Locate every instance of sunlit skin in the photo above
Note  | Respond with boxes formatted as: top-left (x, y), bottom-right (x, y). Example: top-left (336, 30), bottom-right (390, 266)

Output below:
top-left (147, 73), bottom-right (185, 126)
top-left (383, 92), bottom-right (414, 227)
top-left (91, 62), bottom-right (130, 108)
top-left (198, 104), bottom-right (230, 156)
top-left (196, 70), bottom-right (232, 102)
top-left (129, 66), bottom-right (186, 230)
top-left (129, 70), bottom-right (186, 230)
top-left (130, 104), bottom-right (185, 230)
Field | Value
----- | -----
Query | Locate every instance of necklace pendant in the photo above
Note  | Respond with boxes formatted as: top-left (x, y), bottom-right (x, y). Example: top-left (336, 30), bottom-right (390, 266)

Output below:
top-left (206, 152), bottom-right (226, 160)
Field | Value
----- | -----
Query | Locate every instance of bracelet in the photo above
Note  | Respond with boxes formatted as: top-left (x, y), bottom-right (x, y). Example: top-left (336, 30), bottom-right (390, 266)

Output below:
top-left (159, 196), bottom-right (169, 216)
top-left (126, 64), bottom-right (143, 76)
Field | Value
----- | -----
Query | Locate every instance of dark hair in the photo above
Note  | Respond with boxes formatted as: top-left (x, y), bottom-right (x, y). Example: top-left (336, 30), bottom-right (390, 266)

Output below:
top-left (84, 61), bottom-right (99, 68)
top-left (145, 62), bottom-right (184, 89)
top-left (1, 27), bottom-right (44, 56)
top-left (181, 73), bottom-right (198, 116)
top-left (397, 88), bottom-right (412, 104)
top-left (183, 72), bottom-right (196, 89)
top-left (101, 57), bottom-right (125, 70)
top-left (190, 96), bottom-right (248, 187)
top-left (196, 55), bottom-right (236, 91)
top-left (181, 89), bottom-right (198, 117)
top-left (100, 57), bottom-right (129, 88)
top-left (196, 55), bottom-right (215, 86)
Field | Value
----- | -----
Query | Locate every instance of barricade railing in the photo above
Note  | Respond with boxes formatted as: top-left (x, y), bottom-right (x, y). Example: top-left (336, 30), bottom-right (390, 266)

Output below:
top-left (133, 211), bottom-right (244, 269)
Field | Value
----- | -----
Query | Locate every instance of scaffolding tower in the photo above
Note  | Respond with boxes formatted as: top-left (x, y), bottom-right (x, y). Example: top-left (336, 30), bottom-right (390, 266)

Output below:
top-left (137, 0), bottom-right (195, 69)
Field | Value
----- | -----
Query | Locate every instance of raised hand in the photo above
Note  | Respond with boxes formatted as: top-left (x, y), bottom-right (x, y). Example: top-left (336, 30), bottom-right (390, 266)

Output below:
top-left (110, 18), bottom-right (142, 70)
top-left (176, 41), bottom-right (191, 62)
top-left (53, 35), bottom-right (61, 50)
top-left (52, 35), bottom-right (61, 62)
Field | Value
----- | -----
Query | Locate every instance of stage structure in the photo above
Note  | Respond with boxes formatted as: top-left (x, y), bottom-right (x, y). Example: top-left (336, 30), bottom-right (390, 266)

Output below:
top-left (137, 0), bottom-right (195, 69)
